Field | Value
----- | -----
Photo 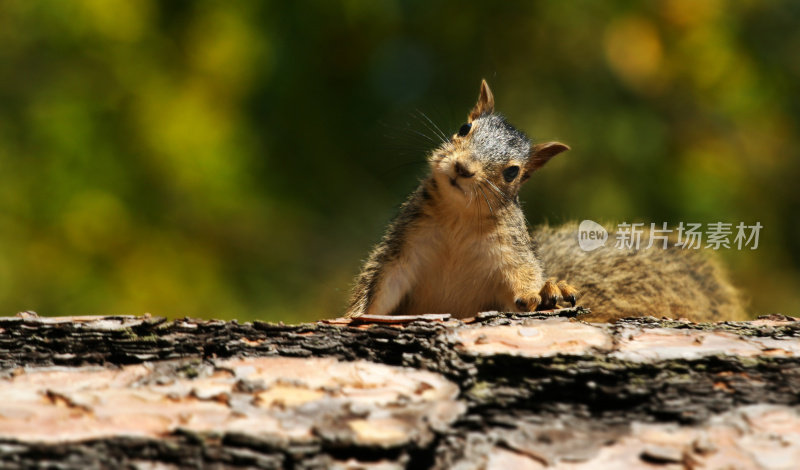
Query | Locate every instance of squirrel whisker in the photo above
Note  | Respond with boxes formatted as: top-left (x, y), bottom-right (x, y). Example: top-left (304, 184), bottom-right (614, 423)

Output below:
top-left (483, 180), bottom-right (512, 209)
top-left (473, 186), bottom-right (483, 238)
top-left (477, 182), bottom-right (495, 218)
top-left (481, 180), bottom-right (502, 203)
top-left (484, 179), bottom-right (512, 204)
top-left (414, 109), bottom-right (449, 144)
top-left (396, 126), bottom-right (439, 145)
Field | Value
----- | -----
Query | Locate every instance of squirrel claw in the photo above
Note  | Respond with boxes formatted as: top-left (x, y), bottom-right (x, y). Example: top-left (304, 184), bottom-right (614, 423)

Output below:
top-left (535, 279), bottom-right (580, 310)
top-left (515, 294), bottom-right (541, 312)
top-left (536, 296), bottom-right (560, 311)
top-left (535, 280), bottom-right (562, 311)
top-left (556, 280), bottom-right (580, 307)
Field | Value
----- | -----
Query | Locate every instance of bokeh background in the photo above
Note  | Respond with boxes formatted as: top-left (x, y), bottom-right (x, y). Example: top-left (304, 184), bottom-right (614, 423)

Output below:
top-left (1, 0), bottom-right (798, 322)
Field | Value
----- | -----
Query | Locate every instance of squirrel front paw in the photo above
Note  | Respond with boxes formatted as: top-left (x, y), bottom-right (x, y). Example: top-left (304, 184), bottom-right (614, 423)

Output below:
top-left (556, 280), bottom-right (580, 307)
top-left (514, 293), bottom-right (542, 312)
top-left (535, 279), bottom-right (580, 310)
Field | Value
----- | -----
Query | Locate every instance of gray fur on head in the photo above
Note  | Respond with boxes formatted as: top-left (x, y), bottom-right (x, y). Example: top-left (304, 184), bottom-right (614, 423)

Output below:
top-left (470, 114), bottom-right (531, 164)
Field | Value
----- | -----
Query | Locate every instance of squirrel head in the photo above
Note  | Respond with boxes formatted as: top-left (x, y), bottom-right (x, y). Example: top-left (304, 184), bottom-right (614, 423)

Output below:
top-left (428, 80), bottom-right (569, 212)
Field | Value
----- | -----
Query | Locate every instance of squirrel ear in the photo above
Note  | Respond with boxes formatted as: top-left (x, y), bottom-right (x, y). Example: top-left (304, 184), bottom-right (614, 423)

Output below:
top-left (468, 79), bottom-right (495, 122)
top-left (523, 142), bottom-right (570, 180)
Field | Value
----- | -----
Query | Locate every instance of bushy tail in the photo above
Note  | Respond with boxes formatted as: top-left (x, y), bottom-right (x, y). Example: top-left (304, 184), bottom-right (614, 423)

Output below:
top-left (533, 223), bottom-right (746, 322)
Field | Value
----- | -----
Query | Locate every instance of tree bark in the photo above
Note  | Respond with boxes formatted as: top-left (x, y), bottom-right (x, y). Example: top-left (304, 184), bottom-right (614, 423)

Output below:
top-left (1, 310), bottom-right (800, 469)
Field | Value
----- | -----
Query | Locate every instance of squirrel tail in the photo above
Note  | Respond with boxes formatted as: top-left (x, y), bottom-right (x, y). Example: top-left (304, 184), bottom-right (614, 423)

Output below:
top-left (533, 223), bottom-right (747, 322)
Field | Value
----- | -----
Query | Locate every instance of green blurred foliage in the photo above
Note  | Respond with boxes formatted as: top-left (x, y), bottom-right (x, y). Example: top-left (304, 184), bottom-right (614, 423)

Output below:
top-left (0, 0), bottom-right (798, 321)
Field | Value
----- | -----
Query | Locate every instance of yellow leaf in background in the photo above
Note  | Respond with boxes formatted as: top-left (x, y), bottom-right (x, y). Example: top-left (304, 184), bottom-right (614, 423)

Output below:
top-left (604, 16), bottom-right (664, 94)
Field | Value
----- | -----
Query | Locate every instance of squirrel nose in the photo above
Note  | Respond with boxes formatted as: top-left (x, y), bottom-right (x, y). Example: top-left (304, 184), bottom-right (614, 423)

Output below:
top-left (454, 161), bottom-right (475, 178)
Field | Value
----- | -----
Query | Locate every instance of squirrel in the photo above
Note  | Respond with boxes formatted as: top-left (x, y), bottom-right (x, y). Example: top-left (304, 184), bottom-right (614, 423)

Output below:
top-left (346, 80), bottom-right (745, 322)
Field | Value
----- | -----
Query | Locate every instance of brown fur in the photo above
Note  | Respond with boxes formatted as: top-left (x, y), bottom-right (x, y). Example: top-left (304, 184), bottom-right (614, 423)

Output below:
top-left (534, 223), bottom-right (745, 322)
top-left (346, 80), bottom-right (744, 322)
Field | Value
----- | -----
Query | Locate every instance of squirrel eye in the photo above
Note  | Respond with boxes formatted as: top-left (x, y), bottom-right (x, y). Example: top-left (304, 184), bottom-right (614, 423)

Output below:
top-left (457, 123), bottom-right (472, 137)
top-left (503, 165), bottom-right (520, 182)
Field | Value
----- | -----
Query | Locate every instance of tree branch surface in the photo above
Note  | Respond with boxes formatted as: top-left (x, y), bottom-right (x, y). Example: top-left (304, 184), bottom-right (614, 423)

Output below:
top-left (2, 310), bottom-right (800, 469)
